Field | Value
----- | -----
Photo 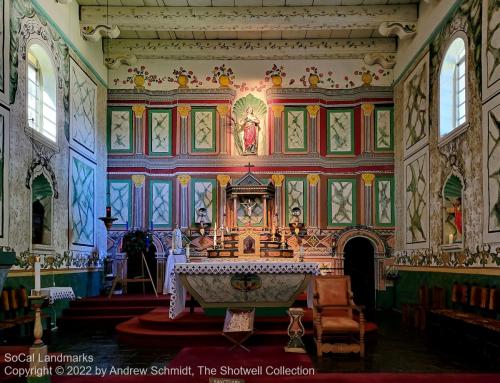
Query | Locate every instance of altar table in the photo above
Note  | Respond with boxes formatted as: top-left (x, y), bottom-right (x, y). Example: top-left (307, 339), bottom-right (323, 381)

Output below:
top-left (163, 253), bottom-right (187, 295)
top-left (169, 261), bottom-right (320, 319)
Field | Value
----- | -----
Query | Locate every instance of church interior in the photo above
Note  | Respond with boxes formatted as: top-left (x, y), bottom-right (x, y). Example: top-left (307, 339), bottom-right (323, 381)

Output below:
top-left (0, 0), bottom-right (500, 381)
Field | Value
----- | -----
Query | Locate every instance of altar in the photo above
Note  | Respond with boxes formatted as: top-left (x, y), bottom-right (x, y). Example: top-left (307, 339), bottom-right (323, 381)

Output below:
top-left (169, 260), bottom-right (320, 319)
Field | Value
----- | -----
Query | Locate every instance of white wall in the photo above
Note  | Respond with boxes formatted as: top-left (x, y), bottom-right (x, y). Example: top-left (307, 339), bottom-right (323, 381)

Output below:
top-left (34, 0), bottom-right (107, 84)
top-left (394, 0), bottom-right (459, 81)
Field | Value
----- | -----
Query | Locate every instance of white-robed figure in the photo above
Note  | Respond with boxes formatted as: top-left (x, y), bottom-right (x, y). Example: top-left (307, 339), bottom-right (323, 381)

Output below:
top-left (171, 224), bottom-right (183, 254)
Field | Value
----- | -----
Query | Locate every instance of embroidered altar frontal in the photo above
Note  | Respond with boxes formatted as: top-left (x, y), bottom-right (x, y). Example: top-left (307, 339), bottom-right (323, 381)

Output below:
top-left (169, 261), bottom-right (320, 318)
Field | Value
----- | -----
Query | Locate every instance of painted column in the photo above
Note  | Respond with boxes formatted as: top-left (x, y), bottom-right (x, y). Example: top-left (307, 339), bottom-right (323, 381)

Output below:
top-left (271, 174), bottom-right (285, 226)
top-left (271, 105), bottom-right (284, 154)
top-left (217, 105), bottom-right (230, 155)
top-left (177, 175), bottom-right (191, 229)
top-left (307, 174), bottom-right (320, 228)
top-left (131, 174), bottom-right (145, 229)
top-left (361, 103), bottom-right (374, 153)
top-left (306, 105), bottom-right (320, 154)
top-left (361, 173), bottom-right (375, 227)
top-left (132, 105), bottom-right (146, 154)
top-left (177, 106), bottom-right (191, 155)
top-left (216, 175), bottom-right (231, 227)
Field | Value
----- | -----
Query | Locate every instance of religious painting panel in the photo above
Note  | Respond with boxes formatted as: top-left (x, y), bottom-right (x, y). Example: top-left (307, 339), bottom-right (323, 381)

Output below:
top-left (0, 0), bottom-right (9, 105)
top-left (149, 179), bottom-right (172, 229)
top-left (403, 52), bottom-right (429, 157)
top-left (375, 177), bottom-right (394, 227)
top-left (285, 178), bottom-right (306, 224)
top-left (374, 107), bottom-right (394, 152)
top-left (284, 107), bottom-right (307, 153)
top-left (328, 178), bottom-right (356, 227)
top-left (482, 0), bottom-right (500, 101)
top-left (191, 108), bottom-right (216, 153)
top-left (483, 97), bottom-right (500, 242)
top-left (192, 179), bottom-right (216, 225)
top-left (70, 58), bottom-right (96, 154)
top-left (107, 179), bottom-right (132, 229)
top-left (326, 109), bottom-right (354, 155)
top-left (404, 147), bottom-right (430, 248)
top-left (107, 107), bottom-right (133, 153)
top-left (237, 196), bottom-right (264, 227)
top-left (442, 174), bottom-right (464, 246)
top-left (69, 151), bottom-right (95, 248)
top-left (148, 108), bottom-right (172, 156)
top-left (232, 94), bottom-right (268, 156)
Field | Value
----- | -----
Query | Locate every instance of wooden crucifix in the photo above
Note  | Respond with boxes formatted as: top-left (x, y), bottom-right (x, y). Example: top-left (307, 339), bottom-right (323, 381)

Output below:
top-left (245, 162), bottom-right (254, 173)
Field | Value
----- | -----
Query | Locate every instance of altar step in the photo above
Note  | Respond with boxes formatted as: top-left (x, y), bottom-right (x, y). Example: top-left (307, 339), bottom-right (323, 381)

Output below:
top-left (116, 307), bottom-right (378, 348)
top-left (58, 294), bottom-right (171, 328)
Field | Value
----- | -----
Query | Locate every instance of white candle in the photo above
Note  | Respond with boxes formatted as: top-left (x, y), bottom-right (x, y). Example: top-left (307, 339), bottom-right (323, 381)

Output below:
top-left (448, 233), bottom-right (454, 244)
top-left (169, 249), bottom-right (173, 256)
top-left (186, 246), bottom-right (190, 257)
top-left (213, 221), bottom-right (217, 245)
top-left (34, 260), bottom-right (41, 292)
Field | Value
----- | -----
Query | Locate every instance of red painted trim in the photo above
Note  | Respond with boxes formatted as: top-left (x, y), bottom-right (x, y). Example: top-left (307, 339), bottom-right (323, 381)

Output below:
top-left (107, 165), bottom-right (394, 174)
top-left (319, 107), bottom-right (327, 156)
top-left (108, 99), bottom-right (230, 106)
top-left (172, 108), bottom-right (178, 156)
top-left (267, 97), bottom-right (392, 105)
top-left (354, 106), bottom-right (362, 155)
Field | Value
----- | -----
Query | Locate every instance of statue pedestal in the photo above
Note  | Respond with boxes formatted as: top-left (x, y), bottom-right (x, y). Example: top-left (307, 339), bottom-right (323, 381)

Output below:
top-left (284, 308), bottom-right (306, 354)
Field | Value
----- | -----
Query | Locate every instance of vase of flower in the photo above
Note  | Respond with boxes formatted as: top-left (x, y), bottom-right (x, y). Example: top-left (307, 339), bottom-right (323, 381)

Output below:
top-left (308, 74), bottom-right (320, 88)
top-left (271, 75), bottom-right (283, 88)
top-left (362, 72), bottom-right (373, 86)
top-left (133, 74), bottom-right (145, 89)
top-left (177, 74), bottom-right (189, 88)
top-left (219, 74), bottom-right (231, 88)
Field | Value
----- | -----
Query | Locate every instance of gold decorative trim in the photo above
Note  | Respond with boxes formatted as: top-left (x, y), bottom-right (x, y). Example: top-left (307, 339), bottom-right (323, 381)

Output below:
top-left (131, 174), bottom-right (146, 187)
top-left (307, 174), bottom-right (320, 186)
top-left (217, 174), bottom-right (231, 188)
top-left (177, 105), bottom-right (192, 118)
top-left (271, 105), bottom-right (284, 117)
top-left (306, 105), bottom-right (320, 118)
top-left (271, 174), bottom-right (285, 187)
top-left (132, 104), bottom-right (146, 118)
top-left (361, 103), bottom-right (375, 117)
top-left (216, 104), bottom-right (230, 117)
top-left (361, 173), bottom-right (375, 186)
top-left (177, 174), bottom-right (191, 186)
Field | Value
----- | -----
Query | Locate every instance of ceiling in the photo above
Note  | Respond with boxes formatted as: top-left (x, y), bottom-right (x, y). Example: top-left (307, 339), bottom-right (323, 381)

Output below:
top-left (77, 0), bottom-right (420, 62)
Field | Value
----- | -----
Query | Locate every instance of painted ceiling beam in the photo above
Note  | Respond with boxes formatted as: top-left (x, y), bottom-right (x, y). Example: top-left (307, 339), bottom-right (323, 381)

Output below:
top-left (104, 38), bottom-right (396, 61)
top-left (81, 5), bottom-right (417, 32)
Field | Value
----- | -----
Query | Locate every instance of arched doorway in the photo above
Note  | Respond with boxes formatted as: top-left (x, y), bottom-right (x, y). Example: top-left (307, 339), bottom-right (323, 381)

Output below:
top-left (343, 237), bottom-right (375, 319)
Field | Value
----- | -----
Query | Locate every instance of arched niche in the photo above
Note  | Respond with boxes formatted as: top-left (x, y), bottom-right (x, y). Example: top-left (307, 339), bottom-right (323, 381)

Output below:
top-left (442, 173), bottom-right (464, 247)
top-left (31, 172), bottom-right (54, 248)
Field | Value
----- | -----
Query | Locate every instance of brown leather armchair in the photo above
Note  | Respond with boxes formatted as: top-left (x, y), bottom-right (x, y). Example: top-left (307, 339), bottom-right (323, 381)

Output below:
top-left (313, 275), bottom-right (365, 357)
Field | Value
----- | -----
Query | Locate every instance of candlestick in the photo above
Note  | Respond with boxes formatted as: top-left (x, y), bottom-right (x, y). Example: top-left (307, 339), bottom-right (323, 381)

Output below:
top-left (34, 257), bottom-right (41, 293)
top-left (213, 221), bottom-right (217, 249)
top-left (106, 206), bottom-right (111, 218)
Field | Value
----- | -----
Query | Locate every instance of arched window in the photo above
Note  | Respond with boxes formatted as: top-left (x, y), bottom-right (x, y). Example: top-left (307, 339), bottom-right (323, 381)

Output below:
top-left (439, 37), bottom-right (467, 138)
top-left (27, 44), bottom-right (57, 142)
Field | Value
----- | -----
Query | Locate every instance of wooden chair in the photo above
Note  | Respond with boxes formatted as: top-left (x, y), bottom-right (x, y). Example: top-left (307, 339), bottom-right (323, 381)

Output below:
top-left (313, 275), bottom-right (365, 358)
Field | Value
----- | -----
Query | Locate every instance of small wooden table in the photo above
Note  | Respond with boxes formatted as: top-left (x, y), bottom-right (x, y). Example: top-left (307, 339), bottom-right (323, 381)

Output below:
top-left (222, 308), bottom-right (255, 352)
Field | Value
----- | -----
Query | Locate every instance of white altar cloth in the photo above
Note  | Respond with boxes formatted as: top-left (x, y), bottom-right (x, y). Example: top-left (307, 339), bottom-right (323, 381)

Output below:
top-left (163, 253), bottom-right (187, 295)
top-left (169, 261), bottom-right (320, 319)
top-left (32, 287), bottom-right (76, 305)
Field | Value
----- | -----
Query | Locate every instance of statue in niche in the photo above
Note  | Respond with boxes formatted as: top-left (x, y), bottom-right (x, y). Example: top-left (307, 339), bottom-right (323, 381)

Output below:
top-left (231, 94), bottom-right (267, 156)
top-left (239, 107), bottom-right (260, 154)
top-left (442, 174), bottom-right (464, 244)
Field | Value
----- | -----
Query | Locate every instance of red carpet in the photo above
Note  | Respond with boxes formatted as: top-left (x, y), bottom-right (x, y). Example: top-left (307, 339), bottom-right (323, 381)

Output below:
top-left (116, 307), bottom-right (378, 347)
